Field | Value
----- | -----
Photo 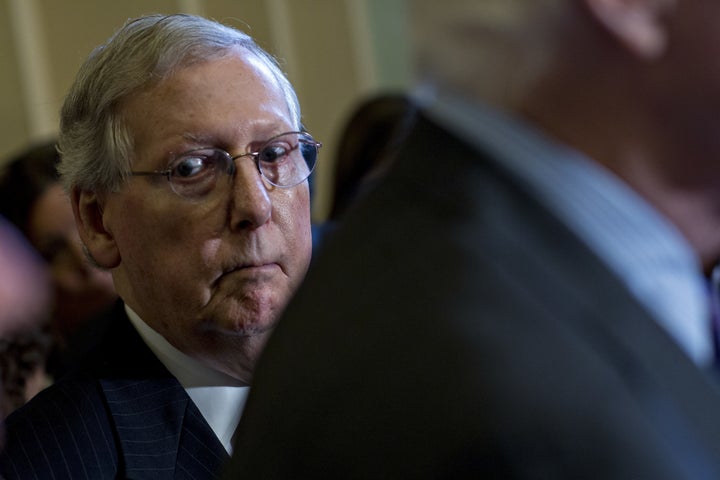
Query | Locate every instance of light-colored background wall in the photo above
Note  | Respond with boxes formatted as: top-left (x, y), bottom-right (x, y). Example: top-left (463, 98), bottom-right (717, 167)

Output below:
top-left (0, 0), bottom-right (411, 220)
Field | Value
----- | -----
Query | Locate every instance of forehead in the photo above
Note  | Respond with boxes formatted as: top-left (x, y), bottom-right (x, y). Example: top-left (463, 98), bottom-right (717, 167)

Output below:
top-left (122, 50), bottom-right (293, 158)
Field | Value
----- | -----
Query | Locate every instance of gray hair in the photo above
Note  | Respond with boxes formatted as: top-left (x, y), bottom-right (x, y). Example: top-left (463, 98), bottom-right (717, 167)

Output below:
top-left (410, 0), bottom-right (564, 106)
top-left (58, 13), bottom-right (301, 193)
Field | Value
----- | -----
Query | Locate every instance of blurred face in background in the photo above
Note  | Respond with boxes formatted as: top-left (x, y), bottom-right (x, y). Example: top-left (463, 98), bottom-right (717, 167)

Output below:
top-left (27, 183), bottom-right (117, 332)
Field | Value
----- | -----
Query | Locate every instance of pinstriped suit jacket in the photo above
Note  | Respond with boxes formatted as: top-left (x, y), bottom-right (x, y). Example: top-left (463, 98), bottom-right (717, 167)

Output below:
top-left (0, 301), bottom-right (228, 479)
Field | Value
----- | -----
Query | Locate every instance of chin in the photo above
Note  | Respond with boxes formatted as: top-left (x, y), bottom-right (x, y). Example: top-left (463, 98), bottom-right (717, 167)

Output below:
top-left (204, 307), bottom-right (279, 338)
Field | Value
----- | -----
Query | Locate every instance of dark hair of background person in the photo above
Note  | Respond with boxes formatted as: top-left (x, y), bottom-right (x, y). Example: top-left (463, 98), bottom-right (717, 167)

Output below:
top-left (0, 140), bottom-right (59, 235)
top-left (328, 93), bottom-right (417, 221)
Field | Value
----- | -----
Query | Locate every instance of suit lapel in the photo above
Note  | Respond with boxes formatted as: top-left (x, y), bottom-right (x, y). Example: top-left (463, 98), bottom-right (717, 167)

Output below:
top-left (176, 399), bottom-right (230, 479)
top-left (93, 303), bottom-right (229, 478)
top-left (101, 376), bottom-right (189, 478)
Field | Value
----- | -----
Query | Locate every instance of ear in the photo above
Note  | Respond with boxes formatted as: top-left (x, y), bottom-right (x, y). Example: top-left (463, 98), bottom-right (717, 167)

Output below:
top-left (584, 0), bottom-right (675, 59)
top-left (71, 189), bottom-right (121, 269)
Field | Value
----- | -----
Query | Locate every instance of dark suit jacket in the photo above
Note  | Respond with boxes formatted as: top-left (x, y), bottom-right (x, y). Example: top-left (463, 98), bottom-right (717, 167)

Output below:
top-left (228, 113), bottom-right (720, 479)
top-left (0, 301), bottom-right (228, 479)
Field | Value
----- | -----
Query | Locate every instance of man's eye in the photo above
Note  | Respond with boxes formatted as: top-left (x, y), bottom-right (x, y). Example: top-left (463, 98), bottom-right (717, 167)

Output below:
top-left (258, 144), bottom-right (290, 163)
top-left (173, 156), bottom-right (211, 178)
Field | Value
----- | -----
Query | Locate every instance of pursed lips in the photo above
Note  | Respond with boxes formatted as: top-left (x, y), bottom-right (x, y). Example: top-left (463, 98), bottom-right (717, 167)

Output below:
top-left (218, 261), bottom-right (281, 284)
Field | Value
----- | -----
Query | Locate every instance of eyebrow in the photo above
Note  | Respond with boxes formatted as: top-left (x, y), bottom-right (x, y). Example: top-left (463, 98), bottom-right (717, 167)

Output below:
top-left (181, 132), bottom-right (216, 144)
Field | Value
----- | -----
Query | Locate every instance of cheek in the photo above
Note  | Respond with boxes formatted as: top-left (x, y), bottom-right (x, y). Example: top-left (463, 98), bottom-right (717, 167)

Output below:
top-left (118, 187), bottom-right (223, 250)
top-left (137, 220), bottom-right (220, 289)
top-left (109, 190), bottom-right (218, 289)
top-left (275, 186), bottom-right (312, 268)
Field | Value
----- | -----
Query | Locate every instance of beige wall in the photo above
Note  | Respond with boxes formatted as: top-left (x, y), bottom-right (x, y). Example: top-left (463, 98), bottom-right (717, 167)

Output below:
top-left (0, 0), bottom-right (410, 220)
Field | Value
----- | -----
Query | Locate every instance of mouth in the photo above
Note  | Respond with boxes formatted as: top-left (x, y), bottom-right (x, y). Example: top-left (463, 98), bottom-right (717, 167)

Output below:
top-left (214, 262), bottom-right (282, 286)
top-left (235, 259), bottom-right (281, 271)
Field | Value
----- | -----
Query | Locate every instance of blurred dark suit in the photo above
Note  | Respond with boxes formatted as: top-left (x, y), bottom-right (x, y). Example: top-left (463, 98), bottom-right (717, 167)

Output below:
top-left (0, 301), bottom-right (227, 479)
top-left (228, 113), bottom-right (720, 479)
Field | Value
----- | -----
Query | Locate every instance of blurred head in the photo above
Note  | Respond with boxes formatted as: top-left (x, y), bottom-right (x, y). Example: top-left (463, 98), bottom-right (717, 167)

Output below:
top-left (410, 0), bottom-right (720, 161)
top-left (409, 0), bottom-right (684, 105)
top-left (410, 0), bottom-right (564, 106)
top-left (61, 14), bottom-right (313, 381)
top-left (0, 142), bottom-right (117, 332)
top-left (411, 0), bottom-right (720, 264)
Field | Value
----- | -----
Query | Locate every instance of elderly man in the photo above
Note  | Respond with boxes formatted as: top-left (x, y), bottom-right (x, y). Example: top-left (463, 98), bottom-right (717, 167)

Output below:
top-left (0, 13), bottom-right (317, 479)
top-left (230, 0), bottom-right (720, 478)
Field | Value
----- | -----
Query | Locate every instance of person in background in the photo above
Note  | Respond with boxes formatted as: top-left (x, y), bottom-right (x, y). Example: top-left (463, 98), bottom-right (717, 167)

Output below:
top-left (0, 141), bottom-right (118, 379)
top-left (312, 93), bottom-right (415, 249)
top-left (313, 93), bottom-right (415, 250)
top-left (0, 329), bottom-right (51, 417)
top-left (229, 0), bottom-right (720, 478)
top-left (0, 217), bottom-right (52, 419)
top-left (0, 13), bottom-right (316, 479)
top-left (328, 93), bottom-right (415, 221)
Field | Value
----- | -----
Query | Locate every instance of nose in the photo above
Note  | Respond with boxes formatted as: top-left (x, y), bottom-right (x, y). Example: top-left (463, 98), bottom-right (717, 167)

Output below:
top-left (228, 159), bottom-right (272, 230)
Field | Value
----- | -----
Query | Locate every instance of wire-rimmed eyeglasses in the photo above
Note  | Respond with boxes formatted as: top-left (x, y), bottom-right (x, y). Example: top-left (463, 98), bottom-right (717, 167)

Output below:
top-left (131, 131), bottom-right (321, 200)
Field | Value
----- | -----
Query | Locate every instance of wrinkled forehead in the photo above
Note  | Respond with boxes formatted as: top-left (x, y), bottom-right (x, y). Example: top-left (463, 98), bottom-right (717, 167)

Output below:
top-left (176, 47), bottom-right (298, 128)
top-left (119, 50), bottom-right (295, 159)
top-left (168, 48), bottom-right (291, 120)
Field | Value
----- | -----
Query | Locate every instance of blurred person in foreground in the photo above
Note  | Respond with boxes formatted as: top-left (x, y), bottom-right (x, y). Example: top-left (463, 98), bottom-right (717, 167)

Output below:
top-left (230, 0), bottom-right (720, 478)
top-left (0, 141), bottom-right (118, 379)
top-left (0, 12), bottom-right (316, 479)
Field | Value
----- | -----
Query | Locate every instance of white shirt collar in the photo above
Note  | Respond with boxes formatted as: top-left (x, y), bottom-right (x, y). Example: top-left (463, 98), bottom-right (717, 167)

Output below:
top-left (125, 304), bottom-right (249, 454)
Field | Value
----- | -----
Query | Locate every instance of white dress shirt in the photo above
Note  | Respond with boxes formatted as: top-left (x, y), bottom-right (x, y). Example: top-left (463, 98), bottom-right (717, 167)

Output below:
top-left (126, 305), bottom-right (249, 454)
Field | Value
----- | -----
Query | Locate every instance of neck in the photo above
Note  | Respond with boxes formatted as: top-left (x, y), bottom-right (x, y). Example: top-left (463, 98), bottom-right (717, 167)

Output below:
top-left (195, 332), bottom-right (270, 384)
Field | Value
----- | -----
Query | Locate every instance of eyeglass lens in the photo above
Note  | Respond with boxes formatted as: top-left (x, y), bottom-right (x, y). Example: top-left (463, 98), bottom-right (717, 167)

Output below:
top-left (168, 132), bottom-right (318, 200)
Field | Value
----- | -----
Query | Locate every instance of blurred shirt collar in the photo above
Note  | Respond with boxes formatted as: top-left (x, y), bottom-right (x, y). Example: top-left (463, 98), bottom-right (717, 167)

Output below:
top-left (415, 86), bottom-right (712, 367)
